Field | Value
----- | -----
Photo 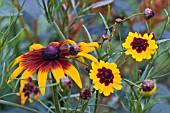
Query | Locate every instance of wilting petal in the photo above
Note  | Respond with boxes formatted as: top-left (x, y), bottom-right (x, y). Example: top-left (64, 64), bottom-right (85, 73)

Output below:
top-left (7, 63), bottom-right (26, 84)
top-left (77, 52), bottom-right (98, 63)
top-left (38, 62), bottom-right (49, 95)
top-left (59, 60), bottom-right (82, 88)
top-left (58, 40), bottom-right (68, 48)
top-left (11, 55), bottom-right (25, 68)
top-left (29, 44), bottom-right (45, 51)
top-left (51, 61), bottom-right (65, 83)
top-left (21, 93), bottom-right (27, 105)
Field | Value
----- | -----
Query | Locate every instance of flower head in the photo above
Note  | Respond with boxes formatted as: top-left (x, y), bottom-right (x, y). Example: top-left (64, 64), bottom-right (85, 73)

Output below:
top-left (7, 40), bottom-right (82, 95)
top-left (60, 77), bottom-right (72, 90)
top-left (18, 76), bottom-right (40, 105)
top-left (122, 32), bottom-right (158, 62)
top-left (89, 60), bottom-right (122, 96)
top-left (80, 88), bottom-right (92, 100)
top-left (67, 39), bottom-right (99, 63)
top-left (141, 79), bottom-right (156, 97)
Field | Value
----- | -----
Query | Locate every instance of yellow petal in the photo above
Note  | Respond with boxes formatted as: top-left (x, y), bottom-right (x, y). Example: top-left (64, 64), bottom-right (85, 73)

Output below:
top-left (77, 52), bottom-right (98, 63)
top-left (67, 39), bottom-right (76, 45)
top-left (51, 61), bottom-right (65, 83)
top-left (29, 44), bottom-right (45, 51)
top-left (77, 56), bottom-right (85, 63)
top-left (38, 67), bottom-right (48, 96)
top-left (11, 56), bottom-right (24, 68)
top-left (63, 63), bottom-right (82, 88)
top-left (7, 64), bottom-right (25, 84)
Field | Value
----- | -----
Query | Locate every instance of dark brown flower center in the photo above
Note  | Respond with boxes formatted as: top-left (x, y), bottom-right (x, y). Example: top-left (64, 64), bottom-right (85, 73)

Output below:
top-left (97, 67), bottom-right (114, 86)
top-left (41, 46), bottom-right (61, 61)
top-left (131, 37), bottom-right (149, 53)
top-left (22, 78), bottom-right (40, 98)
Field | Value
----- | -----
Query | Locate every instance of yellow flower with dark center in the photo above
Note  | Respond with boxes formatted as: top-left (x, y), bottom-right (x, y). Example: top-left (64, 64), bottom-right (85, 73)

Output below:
top-left (18, 76), bottom-right (40, 105)
top-left (122, 32), bottom-right (158, 62)
top-left (7, 40), bottom-right (82, 95)
top-left (89, 60), bottom-right (122, 96)
top-left (67, 39), bottom-right (99, 63)
top-left (141, 79), bottom-right (156, 97)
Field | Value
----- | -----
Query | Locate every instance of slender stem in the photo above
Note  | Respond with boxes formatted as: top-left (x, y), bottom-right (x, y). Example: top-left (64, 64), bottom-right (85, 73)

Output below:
top-left (52, 79), bottom-right (62, 113)
top-left (94, 90), bottom-right (99, 113)
top-left (0, 100), bottom-right (40, 113)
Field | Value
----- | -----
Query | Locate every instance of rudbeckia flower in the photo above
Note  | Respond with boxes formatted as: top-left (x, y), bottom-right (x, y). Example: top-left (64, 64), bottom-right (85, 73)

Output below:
top-left (7, 41), bottom-right (82, 95)
top-left (89, 60), bottom-right (122, 96)
top-left (122, 32), bottom-right (158, 62)
top-left (141, 79), bottom-right (156, 97)
top-left (67, 39), bottom-right (99, 63)
top-left (18, 76), bottom-right (40, 105)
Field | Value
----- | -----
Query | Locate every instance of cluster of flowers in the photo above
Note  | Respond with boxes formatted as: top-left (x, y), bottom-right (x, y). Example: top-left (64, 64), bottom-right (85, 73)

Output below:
top-left (7, 8), bottom-right (157, 105)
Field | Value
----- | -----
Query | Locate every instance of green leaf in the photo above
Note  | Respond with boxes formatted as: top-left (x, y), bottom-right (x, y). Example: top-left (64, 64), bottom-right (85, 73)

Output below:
top-left (135, 100), bottom-right (142, 113)
top-left (99, 12), bottom-right (110, 36)
top-left (157, 39), bottom-right (170, 44)
top-left (83, 0), bottom-right (114, 12)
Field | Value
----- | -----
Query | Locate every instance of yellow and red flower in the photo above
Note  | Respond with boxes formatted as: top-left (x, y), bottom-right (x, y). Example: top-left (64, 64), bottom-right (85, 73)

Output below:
top-left (89, 60), bottom-right (122, 96)
top-left (18, 76), bottom-right (40, 105)
top-left (122, 32), bottom-right (158, 62)
top-left (67, 39), bottom-right (99, 63)
top-left (7, 41), bottom-right (82, 95)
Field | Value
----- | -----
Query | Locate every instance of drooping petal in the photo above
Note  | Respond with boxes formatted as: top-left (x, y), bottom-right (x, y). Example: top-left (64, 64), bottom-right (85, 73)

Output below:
top-left (51, 61), bottom-right (65, 83)
top-left (11, 55), bottom-right (26, 68)
top-left (7, 63), bottom-right (26, 84)
top-left (67, 39), bottom-right (76, 45)
top-left (77, 52), bottom-right (98, 63)
top-left (58, 40), bottom-right (68, 48)
top-left (59, 60), bottom-right (82, 88)
top-left (29, 44), bottom-right (45, 51)
top-left (37, 61), bottom-right (49, 95)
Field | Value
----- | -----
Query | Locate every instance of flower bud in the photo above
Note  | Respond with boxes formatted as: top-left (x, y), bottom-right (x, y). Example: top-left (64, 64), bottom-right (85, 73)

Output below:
top-left (115, 18), bottom-right (122, 23)
top-left (60, 77), bottom-right (72, 90)
top-left (141, 79), bottom-right (156, 96)
top-left (144, 8), bottom-right (154, 20)
top-left (80, 88), bottom-right (92, 100)
top-left (101, 34), bottom-right (108, 40)
top-left (85, 66), bottom-right (91, 73)
top-left (69, 44), bottom-right (80, 55)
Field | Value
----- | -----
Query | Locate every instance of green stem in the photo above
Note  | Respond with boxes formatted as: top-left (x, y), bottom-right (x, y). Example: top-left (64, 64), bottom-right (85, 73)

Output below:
top-left (0, 100), bottom-right (40, 113)
top-left (52, 79), bottom-right (62, 113)
top-left (94, 90), bottom-right (99, 113)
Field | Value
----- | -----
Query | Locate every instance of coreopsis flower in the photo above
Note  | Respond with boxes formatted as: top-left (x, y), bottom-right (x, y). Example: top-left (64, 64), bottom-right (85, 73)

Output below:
top-left (122, 32), bottom-right (158, 62)
top-left (18, 76), bottom-right (40, 105)
top-left (7, 41), bottom-right (82, 95)
top-left (89, 60), bottom-right (122, 96)
top-left (141, 79), bottom-right (156, 97)
top-left (67, 39), bottom-right (99, 63)
top-left (80, 88), bottom-right (92, 100)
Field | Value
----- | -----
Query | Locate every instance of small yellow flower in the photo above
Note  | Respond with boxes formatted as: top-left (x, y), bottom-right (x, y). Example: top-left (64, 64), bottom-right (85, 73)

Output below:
top-left (141, 79), bottom-right (156, 97)
top-left (67, 39), bottom-right (99, 63)
top-left (89, 60), bottom-right (122, 96)
top-left (122, 32), bottom-right (158, 62)
top-left (18, 76), bottom-right (40, 105)
top-left (7, 41), bottom-right (82, 96)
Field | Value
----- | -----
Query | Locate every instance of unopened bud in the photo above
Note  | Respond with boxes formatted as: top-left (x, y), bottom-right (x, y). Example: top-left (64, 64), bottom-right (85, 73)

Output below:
top-left (69, 45), bottom-right (80, 55)
top-left (142, 79), bottom-right (154, 92)
top-left (144, 8), bottom-right (154, 20)
top-left (85, 66), bottom-right (91, 73)
top-left (138, 70), bottom-right (142, 73)
top-left (80, 88), bottom-right (92, 100)
top-left (60, 77), bottom-right (72, 90)
top-left (115, 18), bottom-right (122, 23)
top-left (141, 79), bottom-right (156, 96)
top-left (101, 34), bottom-right (108, 40)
